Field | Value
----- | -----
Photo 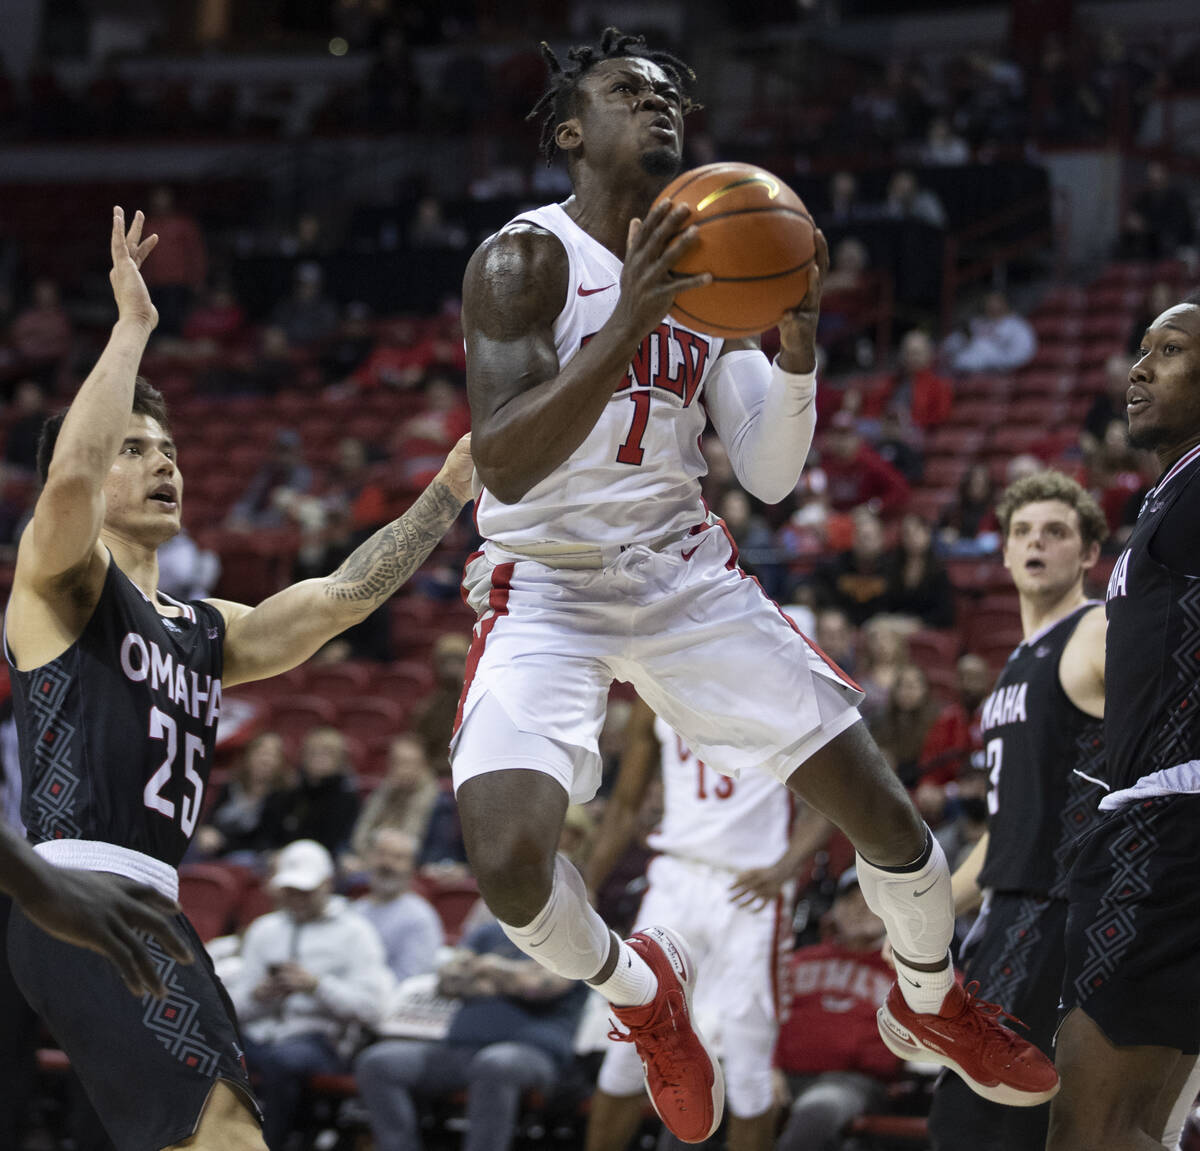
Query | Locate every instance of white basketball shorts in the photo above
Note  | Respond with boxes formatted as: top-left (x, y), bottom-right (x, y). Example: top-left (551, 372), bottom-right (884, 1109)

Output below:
top-left (451, 521), bottom-right (864, 804)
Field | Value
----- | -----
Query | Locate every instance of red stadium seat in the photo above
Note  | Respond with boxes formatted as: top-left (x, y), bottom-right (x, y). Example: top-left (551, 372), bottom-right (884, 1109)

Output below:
top-left (374, 660), bottom-right (436, 705)
top-left (947, 399), bottom-right (1008, 428)
top-left (303, 662), bottom-right (375, 700)
top-left (925, 427), bottom-right (984, 459)
top-left (235, 877), bottom-right (277, 930)
top-left (922, 457), bottom-right (970, 489)
top-left (266, 694), bottom-right (339, 744)
top-left (337, 697), bottom-right (408, 742)
top-left (414, 872), bottom-right (481, 943)
top-left (178, 863), bottom-right (246, 942)
top-left (908, 628), bottom-right (962, 672)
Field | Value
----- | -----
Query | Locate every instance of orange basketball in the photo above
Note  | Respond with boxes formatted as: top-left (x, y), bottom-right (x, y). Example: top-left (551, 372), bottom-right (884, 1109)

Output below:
top-left (653, 161), bottom-right (816, 338)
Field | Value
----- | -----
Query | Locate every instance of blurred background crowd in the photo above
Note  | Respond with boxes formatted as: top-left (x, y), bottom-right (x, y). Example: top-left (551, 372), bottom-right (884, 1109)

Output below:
top-left (1, 0), bottom-right (1199, 1148)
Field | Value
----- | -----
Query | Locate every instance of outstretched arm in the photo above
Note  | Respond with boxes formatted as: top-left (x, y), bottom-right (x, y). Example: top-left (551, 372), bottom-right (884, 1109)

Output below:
top-left (14, 209), bottom-right (157, 590)
top-left (0, 822), bottom-right (191, 998)
top-left (728, 801), bottom-right (832, 910)
top-left (214, 436), bottom-right (474, 687)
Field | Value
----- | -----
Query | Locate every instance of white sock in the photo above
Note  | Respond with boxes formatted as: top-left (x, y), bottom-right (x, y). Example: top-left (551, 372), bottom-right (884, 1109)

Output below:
top-left (588, 936), bottom-right (657, 1007)
top-left (499, 853), bottom-right (613, 981)
top-left (856, 828), bottom-right (956, 1014)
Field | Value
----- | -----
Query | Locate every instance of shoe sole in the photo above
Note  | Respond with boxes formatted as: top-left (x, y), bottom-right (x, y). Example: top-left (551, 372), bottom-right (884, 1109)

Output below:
top-left (876, 1003), bottom-right (1060, 1107)
top-left (639, 925), bottom-right (726, 1142)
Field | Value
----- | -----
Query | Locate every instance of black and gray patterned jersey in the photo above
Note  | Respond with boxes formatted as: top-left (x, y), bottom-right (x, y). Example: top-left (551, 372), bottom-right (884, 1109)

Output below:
top-left (977, 603), bottom-right (1107, 899)
top-left (1103, 443), bottom-right (1200, 808)
top-left (6, 556), bottom-right (224, 867)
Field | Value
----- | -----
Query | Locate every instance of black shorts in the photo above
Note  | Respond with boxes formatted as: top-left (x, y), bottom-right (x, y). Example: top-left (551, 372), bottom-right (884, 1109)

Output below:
top-left (928, 892), bottom-right (1067, 1151)
top-left (1060, 794), bottom-right (1200, 1054)
top-left (7, 905), bottom-right (262, 1151)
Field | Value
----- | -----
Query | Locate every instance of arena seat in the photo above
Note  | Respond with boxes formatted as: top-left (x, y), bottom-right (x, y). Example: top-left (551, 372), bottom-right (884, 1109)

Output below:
top-left (178, 862), bottom-right (248, 942)
top-left (266, 694), bottom-right (339, 744)
top-left (374, 659), bottom-right (435, 702)
top-left (303, 661), bottom-right (374, 700)
top-left (336, 697), bottom-right (408, 742)
top-left (414, 873), bottom-right (480, 943)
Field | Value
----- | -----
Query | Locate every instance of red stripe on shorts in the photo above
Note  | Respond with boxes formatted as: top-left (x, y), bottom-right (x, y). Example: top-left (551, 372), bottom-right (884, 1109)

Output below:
top-left (716, 517), bottom-right (862, 692)
top-left (453, 560), bottom-right (515, 735)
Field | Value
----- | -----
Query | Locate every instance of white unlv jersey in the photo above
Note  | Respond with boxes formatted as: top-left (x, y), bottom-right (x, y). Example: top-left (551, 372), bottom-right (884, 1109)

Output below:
top-left (473, 203), bottom-right (725, 548)
top-left (648, 716), bottom-right (792, 871)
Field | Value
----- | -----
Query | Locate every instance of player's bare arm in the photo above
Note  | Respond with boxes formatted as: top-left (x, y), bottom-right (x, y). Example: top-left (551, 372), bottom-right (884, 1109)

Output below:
top-left (1058, 603), bottom-right (1106, 718)
top-left (0, 821), bottom-right (190, 998)
top-left (211, 436), bottom-right (473, 686)
top-left (465, 200), bottom-right (710, 503)
top-left (949, 832), bottom-right (988, 916)
top-left (584, 696), bottom-right (660, 896)
top-left (8, 208), bottom-right (158, 661)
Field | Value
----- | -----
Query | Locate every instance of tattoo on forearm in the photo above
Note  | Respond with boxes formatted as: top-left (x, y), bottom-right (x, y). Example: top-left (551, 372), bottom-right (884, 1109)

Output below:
top-left (324, 481), bottom-right (462, 609)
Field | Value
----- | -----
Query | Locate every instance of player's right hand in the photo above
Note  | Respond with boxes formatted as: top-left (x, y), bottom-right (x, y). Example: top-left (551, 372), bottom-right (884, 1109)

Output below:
top-left (436, 433), bottom-right (476, 506)
top-left (21, 866), bottom-right (192, 998)
top-left (612, 199), bottom-right (711, 341)
top-left (110, 206), bottom-right (159, 332)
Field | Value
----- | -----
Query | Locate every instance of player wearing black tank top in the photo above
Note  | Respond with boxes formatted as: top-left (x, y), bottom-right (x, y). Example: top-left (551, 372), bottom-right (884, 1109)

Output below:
top-left (1049, 294), bottom-right (1200, 1151)
top-left (3, 209), bottom-right (475, 1151)
top-left (927, 471), bottom-right (1108, 1151)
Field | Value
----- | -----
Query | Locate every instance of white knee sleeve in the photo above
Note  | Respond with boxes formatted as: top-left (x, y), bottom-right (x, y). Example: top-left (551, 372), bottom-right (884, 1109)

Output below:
top-left (499, 853), bottom-right (613, 982)
top-left (855, 830), bottom-right (954, 966)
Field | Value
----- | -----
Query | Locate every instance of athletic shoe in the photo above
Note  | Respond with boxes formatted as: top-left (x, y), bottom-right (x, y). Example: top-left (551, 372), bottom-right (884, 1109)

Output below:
top-left (877, 979), bottom-right (1060, 1106)
top-left (606, 926), bottom-right (725, 1143)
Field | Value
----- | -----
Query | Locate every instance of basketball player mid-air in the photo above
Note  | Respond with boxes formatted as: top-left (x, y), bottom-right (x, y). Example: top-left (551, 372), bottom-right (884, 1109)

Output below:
top-left (453, 26), bottom-right (1057, 1144)
top-left (3, 208), bottom-right (474, 1151)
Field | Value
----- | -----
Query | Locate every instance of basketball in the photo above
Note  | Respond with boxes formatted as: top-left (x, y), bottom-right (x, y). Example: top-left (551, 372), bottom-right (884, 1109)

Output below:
top-left (652, 161), bottom-right (817, 338)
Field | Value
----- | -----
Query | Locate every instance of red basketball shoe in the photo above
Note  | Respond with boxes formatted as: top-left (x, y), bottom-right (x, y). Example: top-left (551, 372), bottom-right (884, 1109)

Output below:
top-left (607, 926), bottom-right (725, 1144)
top-left (877, 980), bottom-right (1060, 1106)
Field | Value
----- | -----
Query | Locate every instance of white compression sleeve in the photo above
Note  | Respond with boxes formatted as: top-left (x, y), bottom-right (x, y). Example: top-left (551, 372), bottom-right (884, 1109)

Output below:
top-left (703, 349), bottom-right (818, 504)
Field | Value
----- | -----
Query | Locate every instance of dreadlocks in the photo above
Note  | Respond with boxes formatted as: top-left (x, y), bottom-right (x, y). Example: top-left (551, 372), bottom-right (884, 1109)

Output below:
top-left (526, 26), bottom-right (699, 165)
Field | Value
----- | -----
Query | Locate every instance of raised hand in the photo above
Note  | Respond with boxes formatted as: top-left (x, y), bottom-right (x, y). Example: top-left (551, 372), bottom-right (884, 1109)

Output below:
top-left (19, 867), bottom-right (192, 998)
top-left (777, 227), bottom-right (830, 374)
top-left (436, 433), bottom-right (476, 505)
top-left (110, 206), bottom-right (159, 332)
top-left (612, 199), bottom-right (712, 342)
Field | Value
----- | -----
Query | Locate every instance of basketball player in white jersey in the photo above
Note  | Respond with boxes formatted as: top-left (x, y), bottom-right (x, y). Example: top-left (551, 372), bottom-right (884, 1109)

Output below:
top-left (453, 27), bottom-right (1056, 1144)
top-left (582, 695), bottom-right (830, 1151)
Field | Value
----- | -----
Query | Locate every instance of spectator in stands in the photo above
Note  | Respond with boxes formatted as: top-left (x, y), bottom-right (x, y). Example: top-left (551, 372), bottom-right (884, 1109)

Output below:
top-left (9, 277), bottom-right (71, 387)
top-left (1125, 280), bottom-right (1175, 357)
top-left (857, 328), bottom-right (954, 437)
top-left (820, 411), bottom-right (911, 516)
top-left (226, 427), bottom-right (314, 530)
top-left (324, 436), bottom-right (388, 539)
top-left (817, 237), bottom-right (878, 370)
top-left (4, 380), bottom-right (47, 475)
top-left (409, 195), bottom-right (468, 249)
top-left (182, 282), bottom-right (246, 351)
top-left (1082, 351), bottom-right (1134, 451)
top-left (271, 261), bottom-right (340, 348)
top-left (353, 915), bottom-right (588, 1151)
top-left (321, 301), bottom-right (377, 380)
top-left (1086, 418), bottom-right (1150, 539)
top-left (870, 664), bottom-right (942, 788)
top-left (156, 527), bottom-right (221, 602)
top-left (919, 653), bottom-right (992, 786)
top-left (241, 325), bottom-right (296, 397)
top-left (856, 617), bottom-right (911, 721)
top-left (1116, 160), bottom-right (1196, 261)
top-left (815, 507), bottom-right (892, 626)
top-left (883, 169), bottom-right (947, 228)
top-left (351, 734), bottom-right (440, 861)
top-left (919, 115), bottom-right (971, 166)
top-left (884, 512), bottom-right (956, 628)
top-left (938, 462), bottom-right (1000, 556)
top-left (193, 732), bottom-right (292, 861)
top-left (263, 727), bottom-right (361, 859)
top-left (874, 409), bottom-right (924, 485)
top-left (356, 827), bottom-right (444, 982)
top-left (411, 632), bottom-right (471, 778)
top-left (943, 289), bottom-right (1037, 373)
top-left (717, 487), bottom-right (783, 597)
top-left (826, 170), bottom-right (866, 226)
top-left (142, 185), bottom-right (207, 337)
top-left (773, 868), bottom-right (900, 1151)
top-left (814, 607), bottom-right (859, 678)
top-left (227, 839), bottom-right (394, 1151)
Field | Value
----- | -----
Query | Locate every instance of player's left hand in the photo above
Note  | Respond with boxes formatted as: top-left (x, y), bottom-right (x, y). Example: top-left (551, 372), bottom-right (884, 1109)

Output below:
top-left (776, 228), bottom-right (829, 374)
top-left (728, 863), bottom-right (790, 910)
top-left (435, 434), bottom-right (476, 506)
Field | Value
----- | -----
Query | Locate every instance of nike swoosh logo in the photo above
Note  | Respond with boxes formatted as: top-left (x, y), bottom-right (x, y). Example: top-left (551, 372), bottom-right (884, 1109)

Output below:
top-left (578, 283), bottom-right (615, 296)
top-left (901, 974), bottom-right (923, 988)
top-left (681, 545), bottom-right (700, 561)
top-left (913, 884), bottom-right (935, 897)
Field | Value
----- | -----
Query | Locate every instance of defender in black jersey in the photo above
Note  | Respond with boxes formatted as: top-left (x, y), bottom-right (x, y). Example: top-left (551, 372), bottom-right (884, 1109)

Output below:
top-left (4, 210), bottom-right (476, 1151)
top-left (927, 472), bottom-right (1109, 1151)
top-left (1049, 295), bottom-right (1200, 1151)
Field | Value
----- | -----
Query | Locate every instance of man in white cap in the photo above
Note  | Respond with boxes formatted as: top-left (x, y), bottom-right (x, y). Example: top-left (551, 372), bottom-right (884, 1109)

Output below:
top-left (226, 840), bottom-right (393, 1150)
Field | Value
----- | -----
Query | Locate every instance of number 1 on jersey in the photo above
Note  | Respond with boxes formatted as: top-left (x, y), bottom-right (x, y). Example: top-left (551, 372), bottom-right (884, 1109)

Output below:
top-left (616, 390), bottom-right (651, 465)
